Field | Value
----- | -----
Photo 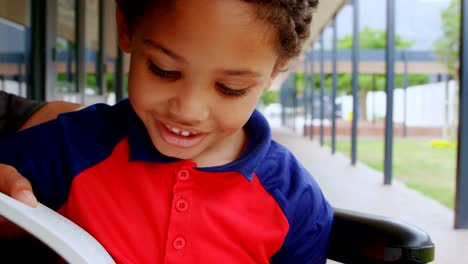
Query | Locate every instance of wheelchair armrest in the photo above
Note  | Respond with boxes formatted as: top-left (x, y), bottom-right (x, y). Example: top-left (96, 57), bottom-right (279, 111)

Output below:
top-left (327, 208), bottom-right (435, 264)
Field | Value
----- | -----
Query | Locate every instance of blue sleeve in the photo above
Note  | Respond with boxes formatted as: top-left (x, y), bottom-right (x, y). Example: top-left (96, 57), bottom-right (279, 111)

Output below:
top-left (270, 170), bottom-right (333, 263)
top-left (257, 142), bottom-right (334, 264)
top-left (0, 118), bottom-right (74, 210)
top-left (0, 102), bottom-right (128, 210)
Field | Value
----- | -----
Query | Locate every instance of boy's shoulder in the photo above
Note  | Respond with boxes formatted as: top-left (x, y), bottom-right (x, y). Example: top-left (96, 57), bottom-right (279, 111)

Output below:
top-left (262, 142), bottom-right (332, 263)
top-left (254, 138), bottom-right (330, 215)
top-left (254, 138), bottom-right (333, 258)
top-left (241, 110), bottom-right (316, 192)
top-left (60, 99), bottom-right (131, 124)
top-left (52, 99), bottom-right (134, 139)
top-left (256, 139), bottom-right (313, 187)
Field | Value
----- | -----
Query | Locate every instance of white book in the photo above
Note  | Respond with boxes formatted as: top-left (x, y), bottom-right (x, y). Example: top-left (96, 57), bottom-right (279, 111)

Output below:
top-left (0, 192), bottom-right (115, 264)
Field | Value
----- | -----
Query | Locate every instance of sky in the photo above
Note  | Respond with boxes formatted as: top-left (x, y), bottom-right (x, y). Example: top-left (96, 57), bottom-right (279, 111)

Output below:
top-left (322, 0), bottom-right (452, 51)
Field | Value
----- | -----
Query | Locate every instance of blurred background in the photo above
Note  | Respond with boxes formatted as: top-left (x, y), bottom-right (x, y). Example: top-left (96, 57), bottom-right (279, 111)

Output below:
top-left (1, 0), bottom-right (467, 262)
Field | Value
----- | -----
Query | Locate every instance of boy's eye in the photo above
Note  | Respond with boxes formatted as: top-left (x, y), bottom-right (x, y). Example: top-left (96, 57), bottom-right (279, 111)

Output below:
top-left (216, 83), bottom-right (249, 97)
top-left (148, 61), bottom-right (181, 79)
top-left (147, 60), bottom-right (248, 97)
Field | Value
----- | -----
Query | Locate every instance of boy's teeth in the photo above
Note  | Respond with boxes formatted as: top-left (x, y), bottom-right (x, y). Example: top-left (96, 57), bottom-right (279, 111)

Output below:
top-left (166, 124), bottom-right (197, 137)
top-left (171, 127), bottom-right (180, 134)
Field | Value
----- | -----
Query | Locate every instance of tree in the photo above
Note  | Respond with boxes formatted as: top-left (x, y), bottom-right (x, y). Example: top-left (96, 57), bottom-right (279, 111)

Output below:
top-left (434, 0), bottom-right (460, 141)
top-left (261, 90), bottom-right (279, 106)
top-left (337, 27), bottom-right (420, 120)
top-left (338, 27), bottom-right (413, 50)
top-left (434, 0), bottom-right (459, 80)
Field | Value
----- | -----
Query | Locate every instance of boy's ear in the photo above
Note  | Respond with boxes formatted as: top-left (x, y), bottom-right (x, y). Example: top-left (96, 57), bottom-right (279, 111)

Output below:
top-left (271, 59), bottom-right (289, 79)
top-left (116, 5), bottom-right (131, 53)
top-left (263, 79), bottom-right (272, 92)
top-left (267, 59), bottom-right (290, 91)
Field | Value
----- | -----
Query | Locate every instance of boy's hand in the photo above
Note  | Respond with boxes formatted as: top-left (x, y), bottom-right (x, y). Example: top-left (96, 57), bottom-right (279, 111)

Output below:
top-left (0, 164), bottom-right (37, 208)
top-left (0, 164), bottom-right (37, 238)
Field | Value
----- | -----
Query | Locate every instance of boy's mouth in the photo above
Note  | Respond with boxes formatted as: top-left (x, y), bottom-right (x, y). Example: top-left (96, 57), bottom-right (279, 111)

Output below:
top-left (159, 122), bottom-right (205, 148)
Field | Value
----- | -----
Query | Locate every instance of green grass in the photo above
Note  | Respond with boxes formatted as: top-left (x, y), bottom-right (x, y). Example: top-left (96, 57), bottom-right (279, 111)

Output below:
top-left (324, 138), bottom-right (457, 208)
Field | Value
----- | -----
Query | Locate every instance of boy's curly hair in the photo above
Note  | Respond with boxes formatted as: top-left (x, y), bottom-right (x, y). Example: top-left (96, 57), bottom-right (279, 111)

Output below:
top-left (115, 0), bottom-right (319, 61)
top-left (244, 0), bottom-right (319, 60)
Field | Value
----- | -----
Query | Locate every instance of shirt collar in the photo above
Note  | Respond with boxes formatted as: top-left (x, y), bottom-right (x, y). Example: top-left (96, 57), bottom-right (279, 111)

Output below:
top-left (126, 101), bottom-right (271, 182)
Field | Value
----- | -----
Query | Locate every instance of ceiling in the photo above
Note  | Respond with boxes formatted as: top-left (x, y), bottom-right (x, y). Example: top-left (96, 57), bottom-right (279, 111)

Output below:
top-left (308, 0), bottom-right (349, 45)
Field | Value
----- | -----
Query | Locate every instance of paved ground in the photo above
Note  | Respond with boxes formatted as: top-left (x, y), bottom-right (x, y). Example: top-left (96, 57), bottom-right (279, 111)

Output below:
top-left (272, 126), bottom-right (468, 264)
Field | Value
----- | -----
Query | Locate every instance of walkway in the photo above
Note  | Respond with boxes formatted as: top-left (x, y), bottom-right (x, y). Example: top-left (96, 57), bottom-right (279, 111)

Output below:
top-left (272, 126), bottom-right (468, 264)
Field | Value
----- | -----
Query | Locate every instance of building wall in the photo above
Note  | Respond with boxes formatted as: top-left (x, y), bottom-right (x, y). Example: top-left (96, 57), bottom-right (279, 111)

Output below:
top-left (0, 0), bottom-right (122, 103)
top-left (337, 80), bottom-right (458, 127)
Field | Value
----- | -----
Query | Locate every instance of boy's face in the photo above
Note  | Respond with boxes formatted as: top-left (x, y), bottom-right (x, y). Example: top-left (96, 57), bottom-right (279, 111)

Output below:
top-left (117, 0), bottom-right (281, 166)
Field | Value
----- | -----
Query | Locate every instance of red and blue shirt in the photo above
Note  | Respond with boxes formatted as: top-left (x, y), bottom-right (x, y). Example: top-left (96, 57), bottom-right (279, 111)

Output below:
top-left (0, 99), bottom-right (333, 263)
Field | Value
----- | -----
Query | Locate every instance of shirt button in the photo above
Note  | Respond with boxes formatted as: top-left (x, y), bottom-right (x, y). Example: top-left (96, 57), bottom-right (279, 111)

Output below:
top-left (173, 237), bottom-right (186, 249)
top-left (175, 199), bottom-right (189, 212)
top-left (177, 169), bottom-right (190, 181)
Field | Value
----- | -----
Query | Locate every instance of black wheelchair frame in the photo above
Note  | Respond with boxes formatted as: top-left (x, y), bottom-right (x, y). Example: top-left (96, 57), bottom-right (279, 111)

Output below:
top-left (328, 208), bottom-right (435, 264)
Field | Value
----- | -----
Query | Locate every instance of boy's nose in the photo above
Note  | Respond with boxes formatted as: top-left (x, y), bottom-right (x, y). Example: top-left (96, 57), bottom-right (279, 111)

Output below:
top-left (168, 86), bottom-right (210, 124)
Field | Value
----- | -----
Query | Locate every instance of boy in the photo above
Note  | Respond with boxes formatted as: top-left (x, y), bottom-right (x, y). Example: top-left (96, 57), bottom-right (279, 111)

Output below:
top-left (0, 0), bottom-right (333, 263)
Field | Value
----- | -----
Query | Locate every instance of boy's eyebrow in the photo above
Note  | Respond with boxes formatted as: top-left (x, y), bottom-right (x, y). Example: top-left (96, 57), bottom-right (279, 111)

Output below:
top-left (143, 39), bottom-right (186, 63)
